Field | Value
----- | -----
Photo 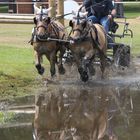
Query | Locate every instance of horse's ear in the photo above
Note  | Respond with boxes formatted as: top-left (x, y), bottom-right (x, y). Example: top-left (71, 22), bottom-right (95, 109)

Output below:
top-left (69, 20), bottom-right (73, 28)
top-left (33, 17), bottom-right (37, 25)
top-left (82, 20), bottom-right (87, 29)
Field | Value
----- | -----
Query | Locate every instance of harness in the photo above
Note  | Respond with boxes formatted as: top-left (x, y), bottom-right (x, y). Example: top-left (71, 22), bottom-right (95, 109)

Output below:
top-left (70, 27), bottom-right (91, 43)
top-left (70, 21), bottom-right (99, 49)
top-left (34, 19), bottom-right (66, 43)
top-left (70, 20), bottom-right (108, 60)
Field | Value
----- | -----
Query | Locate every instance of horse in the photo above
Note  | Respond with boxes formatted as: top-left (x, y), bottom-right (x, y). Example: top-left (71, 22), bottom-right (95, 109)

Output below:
top-left (59, 88), bottom-right (118, 140)
top-left (32, 5), bottom-right (67, 79)
top-left (68, 9), bottom-right (108, 82)
top-left (33, 93), bottom-right (65, 140)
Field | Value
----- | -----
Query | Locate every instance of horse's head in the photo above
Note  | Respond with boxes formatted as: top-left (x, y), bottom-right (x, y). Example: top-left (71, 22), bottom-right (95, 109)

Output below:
top-left (33, 5), bottom-right (52, 40)
top-left (69, 10), bottom-right (90, 43)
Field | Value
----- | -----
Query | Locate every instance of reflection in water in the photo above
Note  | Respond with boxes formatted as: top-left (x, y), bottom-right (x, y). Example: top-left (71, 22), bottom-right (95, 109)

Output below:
top-left (33, 85), bottom-right (138, 140)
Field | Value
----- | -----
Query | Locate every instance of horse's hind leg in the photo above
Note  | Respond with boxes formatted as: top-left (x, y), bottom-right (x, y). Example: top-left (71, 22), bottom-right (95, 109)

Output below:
top-left (34, 51), bottom-right (44, 75)
top-left (49, 53), bottom-right (57, 78)
top-left (57, 46), bottom-right (65, 75)
top-left (79, 50), bottom-right (95, 82)
top-left (99, 53), bottom-right (106, 79)
top-left (75, 55), bottom-right (89, 82)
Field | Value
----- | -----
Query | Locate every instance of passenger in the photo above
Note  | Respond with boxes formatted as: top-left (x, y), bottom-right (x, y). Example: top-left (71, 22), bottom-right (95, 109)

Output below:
top-left (83, 0), bottom-right (116, 33)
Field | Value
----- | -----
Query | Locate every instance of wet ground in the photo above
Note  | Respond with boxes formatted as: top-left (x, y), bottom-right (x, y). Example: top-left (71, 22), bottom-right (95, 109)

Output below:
top-left (0, 57), bottom-right (140, 140)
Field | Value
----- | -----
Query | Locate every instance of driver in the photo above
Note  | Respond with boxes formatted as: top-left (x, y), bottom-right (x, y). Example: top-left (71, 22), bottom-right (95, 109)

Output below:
top-left (83, 0), bottom-right (116, 33)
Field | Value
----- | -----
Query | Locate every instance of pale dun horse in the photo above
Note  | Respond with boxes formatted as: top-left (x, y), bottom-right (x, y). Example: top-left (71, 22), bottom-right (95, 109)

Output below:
top-left (69, 9), bottom-right (108, 82)
top-left (32, 5), bottom-right (67, 79)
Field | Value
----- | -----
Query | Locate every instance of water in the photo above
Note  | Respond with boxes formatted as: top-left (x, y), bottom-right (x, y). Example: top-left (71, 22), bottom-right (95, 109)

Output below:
top-left (0, 59), bottom-right (140, 140)
top-left (0, 82), bottom-right (139, 140)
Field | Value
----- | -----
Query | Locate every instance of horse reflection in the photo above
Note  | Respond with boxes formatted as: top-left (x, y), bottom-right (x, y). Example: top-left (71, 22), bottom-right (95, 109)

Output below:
top-left (33, 87), bottom-right (123, 140)
top-left (33, 93), bottom-right (64, 140)
top-left (64, 89), bottom-right (109, 140)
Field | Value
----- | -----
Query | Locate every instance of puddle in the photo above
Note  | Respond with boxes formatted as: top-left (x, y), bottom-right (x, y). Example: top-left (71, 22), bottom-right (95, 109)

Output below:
top-left (0, 83), bottom-right (139, 140)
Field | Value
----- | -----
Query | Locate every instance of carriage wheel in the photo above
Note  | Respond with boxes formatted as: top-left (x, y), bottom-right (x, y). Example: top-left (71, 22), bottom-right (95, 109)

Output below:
top-left (113, 44), bottom-right (130, 68)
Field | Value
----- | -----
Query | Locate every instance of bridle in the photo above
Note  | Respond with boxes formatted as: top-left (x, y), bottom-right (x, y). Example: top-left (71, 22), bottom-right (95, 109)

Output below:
top-left (70, 20), bottom-right (92, 43)
top-left (36, 23), bottom-right (48, 31)
top-left (35, 18), bottom-right (62, 41)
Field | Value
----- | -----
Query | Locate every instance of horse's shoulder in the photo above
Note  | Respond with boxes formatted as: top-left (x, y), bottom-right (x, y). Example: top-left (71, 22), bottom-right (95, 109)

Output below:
top-left (93, 24), bottom-right (103, 29)
top-left (92, 24), bottom-right (106, 34)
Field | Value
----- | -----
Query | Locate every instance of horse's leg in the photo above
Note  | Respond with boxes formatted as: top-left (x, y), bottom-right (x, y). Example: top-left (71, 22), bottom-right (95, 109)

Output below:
top-left (49, 52), bottom-right (57, 78)
top-left (88, 61), bottom-right (95, 76)
top-left (73, 53), bottom-right (88, 82)
top-left (57, 45), bottom-right (65, 75)
top-left (99, 53), bottom-right (106, 79)
top-left (34, 51), bottom-right (44, 75)
top-left (80, 49), bottom-right (95, 81)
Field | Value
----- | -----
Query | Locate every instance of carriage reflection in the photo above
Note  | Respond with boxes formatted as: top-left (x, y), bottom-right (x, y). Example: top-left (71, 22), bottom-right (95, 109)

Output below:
top-left (33, 86), bottom-right (132, 140)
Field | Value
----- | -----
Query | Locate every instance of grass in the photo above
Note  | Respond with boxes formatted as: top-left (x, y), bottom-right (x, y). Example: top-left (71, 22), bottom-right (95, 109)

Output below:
top-left (0, 46), bottom-right (39, 99)
top-left (0, 24), bottom-right (49, 99)
top-left (124, 3), bottom-right (140, 18)
top-left (0, 5), bottom-right (8, 13)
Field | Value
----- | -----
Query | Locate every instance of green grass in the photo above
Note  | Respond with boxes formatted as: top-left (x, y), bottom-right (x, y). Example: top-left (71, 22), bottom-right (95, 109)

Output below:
top-left (0, 24), bottom-right (49, 99)
top-left (124, 3), bottom-right (140, 18)
top-left (0, 5), bottom-right (8, 13)
top-left (0, 45), bottom-right (39, 99)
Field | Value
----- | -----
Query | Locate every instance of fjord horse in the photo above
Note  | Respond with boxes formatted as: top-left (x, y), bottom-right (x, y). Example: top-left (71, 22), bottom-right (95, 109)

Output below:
top-left (69, 11), bottom-right (107, 82)
top-left (33, 93), bottom-right (65, 140)
top-left (32, 6), bottom-right (67, 78)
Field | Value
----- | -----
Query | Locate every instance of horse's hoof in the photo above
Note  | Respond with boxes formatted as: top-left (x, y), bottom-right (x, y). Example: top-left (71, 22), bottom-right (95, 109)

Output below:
top-left (35, 64), bottom-right (45, 75)
top-left (38, 67), bottom-right (45, 75)
top-left (59, 66), bottom-right (65, 75)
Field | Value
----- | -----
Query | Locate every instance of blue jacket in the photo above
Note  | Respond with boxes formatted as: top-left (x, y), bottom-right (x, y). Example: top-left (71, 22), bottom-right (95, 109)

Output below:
top-left (84, 0), bottom-right (114, 18)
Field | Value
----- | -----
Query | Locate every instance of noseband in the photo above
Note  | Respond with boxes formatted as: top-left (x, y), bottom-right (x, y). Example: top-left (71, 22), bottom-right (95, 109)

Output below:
top-left (35, 20), bottom-right (64, 42)
top-left (36, 24), bottom-right (48, 31)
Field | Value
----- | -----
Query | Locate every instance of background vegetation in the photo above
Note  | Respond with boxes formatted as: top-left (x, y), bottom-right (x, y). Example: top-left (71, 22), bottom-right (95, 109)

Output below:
top-left (124, 3), bottom-right (140, 18)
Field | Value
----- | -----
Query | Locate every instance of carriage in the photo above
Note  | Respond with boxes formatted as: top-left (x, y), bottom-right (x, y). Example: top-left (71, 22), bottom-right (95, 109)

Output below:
top-left (106, 16), bottom-right (133, 68)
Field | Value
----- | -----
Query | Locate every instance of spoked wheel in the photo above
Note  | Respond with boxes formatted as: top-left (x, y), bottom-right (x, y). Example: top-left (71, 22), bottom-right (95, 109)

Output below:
top-left (113, 44), bottom-right (130, 69)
